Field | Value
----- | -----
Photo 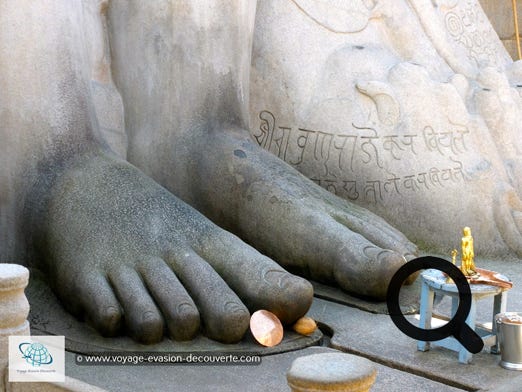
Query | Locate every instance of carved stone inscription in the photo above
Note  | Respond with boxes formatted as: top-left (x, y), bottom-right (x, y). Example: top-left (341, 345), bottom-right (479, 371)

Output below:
top-left (254, 110), bottom-right (469, 203)
top-left (442, 0), bottom-right (502, 68)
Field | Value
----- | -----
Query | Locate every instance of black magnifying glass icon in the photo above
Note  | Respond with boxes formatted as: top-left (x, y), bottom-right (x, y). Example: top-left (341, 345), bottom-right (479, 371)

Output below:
top-left (386, 256), bottom-right (484, 354)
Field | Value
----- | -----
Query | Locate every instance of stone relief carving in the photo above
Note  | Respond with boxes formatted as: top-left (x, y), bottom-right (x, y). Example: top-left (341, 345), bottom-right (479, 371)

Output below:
top-left (408, 0), bottom-right (512, 76)
top-left (1, 0), bottom-right (418, 345)
top-left (250, 0), bottom-right (522, 256)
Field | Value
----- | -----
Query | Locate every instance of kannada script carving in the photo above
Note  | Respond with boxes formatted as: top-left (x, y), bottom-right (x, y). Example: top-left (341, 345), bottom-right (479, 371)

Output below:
top-left (254, 110), bottom-right (469, 203)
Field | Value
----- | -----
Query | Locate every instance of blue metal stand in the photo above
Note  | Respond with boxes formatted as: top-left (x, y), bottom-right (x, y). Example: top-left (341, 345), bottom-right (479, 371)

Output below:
top-left (417, 269), bottom-right (509, 364)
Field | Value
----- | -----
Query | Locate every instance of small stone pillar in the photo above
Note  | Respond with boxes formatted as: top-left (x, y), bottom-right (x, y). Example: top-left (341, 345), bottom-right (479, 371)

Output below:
top-left (0, 264), bottom-right (30, 389)
top-left (287, 352), bottom-right (377, 392)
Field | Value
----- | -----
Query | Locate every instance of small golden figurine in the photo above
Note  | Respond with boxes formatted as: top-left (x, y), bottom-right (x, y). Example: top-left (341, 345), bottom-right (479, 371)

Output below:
top-left (460, 226), bottom-right (479, 277)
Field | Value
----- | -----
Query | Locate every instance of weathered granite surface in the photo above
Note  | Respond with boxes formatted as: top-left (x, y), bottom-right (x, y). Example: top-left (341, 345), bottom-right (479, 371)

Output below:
top-left (1, 0), bottom-right (418, 345)
top-left (250, 0), bottom-right (522, 259)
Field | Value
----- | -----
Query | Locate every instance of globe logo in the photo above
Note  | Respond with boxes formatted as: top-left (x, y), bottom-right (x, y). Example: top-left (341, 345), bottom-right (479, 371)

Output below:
top-left (18, 342), bottom-right (53, 366)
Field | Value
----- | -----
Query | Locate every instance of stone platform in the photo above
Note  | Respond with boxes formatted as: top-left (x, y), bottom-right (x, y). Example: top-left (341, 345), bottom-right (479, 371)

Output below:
top-left (28, 256), bottom-right (522, 391)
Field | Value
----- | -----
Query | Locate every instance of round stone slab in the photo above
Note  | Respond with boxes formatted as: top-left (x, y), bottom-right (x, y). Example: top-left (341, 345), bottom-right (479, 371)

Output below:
top-left (0, 263), bottom-right (30, 331)
top-left (287, 352), bottom-right (377, 392)
top-left (0, 263), bottom-right (29, 291)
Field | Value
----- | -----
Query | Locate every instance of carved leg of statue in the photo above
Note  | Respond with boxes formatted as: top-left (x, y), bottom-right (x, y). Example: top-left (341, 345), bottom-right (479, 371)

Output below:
top-left (106, 0), bottom-right (418, 300)
top-left (2, 0), bottom-right (312, 344)
top-left (249, 0), bottom-right (522, 257)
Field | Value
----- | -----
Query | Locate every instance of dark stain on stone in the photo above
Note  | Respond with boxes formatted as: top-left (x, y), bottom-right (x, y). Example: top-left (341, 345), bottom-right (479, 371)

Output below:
top-left (234, 149), bottom-right (246, 159)
top-left (354, 45), bottom-right (364, 50)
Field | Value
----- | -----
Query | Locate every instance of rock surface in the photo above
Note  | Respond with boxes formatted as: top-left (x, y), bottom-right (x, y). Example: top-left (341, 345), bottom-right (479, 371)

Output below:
top-left (250, 0), bottom-right (522, 258)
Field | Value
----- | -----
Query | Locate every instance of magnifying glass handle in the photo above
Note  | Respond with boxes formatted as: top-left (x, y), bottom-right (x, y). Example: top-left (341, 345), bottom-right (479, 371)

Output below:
top-left (454, 324), bottom-right (484, 354)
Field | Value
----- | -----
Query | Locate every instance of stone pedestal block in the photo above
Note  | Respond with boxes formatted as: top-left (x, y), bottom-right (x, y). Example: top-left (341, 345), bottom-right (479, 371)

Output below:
top-left (286, 352), bottom-right (377, 392)
top-left (0, 264), bottom-right (30, 389)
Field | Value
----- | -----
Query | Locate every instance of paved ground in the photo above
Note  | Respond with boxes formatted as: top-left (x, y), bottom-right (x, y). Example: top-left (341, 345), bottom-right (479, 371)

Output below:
top-left (62, 256), bottom-right (522, 391)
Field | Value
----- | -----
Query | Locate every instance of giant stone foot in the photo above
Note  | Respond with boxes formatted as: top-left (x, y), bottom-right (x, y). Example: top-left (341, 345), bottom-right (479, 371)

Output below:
top-left (33, 150), bottom-right (312, 344)
top-left (106, 0), bottom-right (419, 301)
top-left (173, 131), bottom-right (418, 300)
top-left (2, 0), bottom-right (311, 345)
